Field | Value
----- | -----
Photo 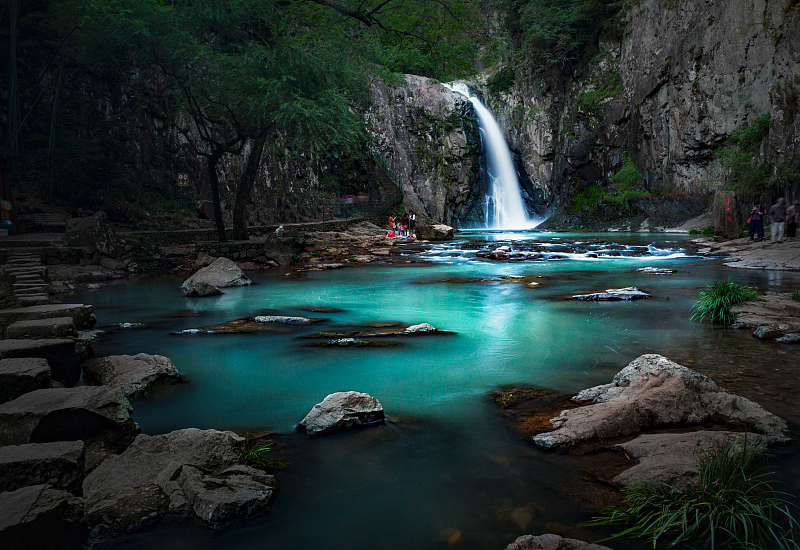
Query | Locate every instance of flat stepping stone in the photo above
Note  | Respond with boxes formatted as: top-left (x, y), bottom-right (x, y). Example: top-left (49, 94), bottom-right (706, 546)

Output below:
top-left (0, 358), bottom-right (51, 404)
top-left (17, 296), bottom-right (51, 307)
top-left (5, 318), bottom-right (77, 340)
top-left (0, 304), bottom-right (95, 333)
top-left (12, 283), bottom-right (49, 291)
top-left (0, 339), bottom-right (80, 386)
top-left (0, 441), bottom-right (85, 494)
top-left (572, 287), bottom-right (651, 301)
top-left (82, 353), bottom-right (182, 399)
top-left (0, 386), bottom-right (135, 447)
top-left (14, 289), bottom-right (49, 297)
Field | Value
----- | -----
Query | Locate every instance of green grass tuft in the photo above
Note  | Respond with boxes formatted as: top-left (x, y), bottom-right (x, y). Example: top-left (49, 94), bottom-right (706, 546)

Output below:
top-left (587, 438), bottom-right (800, 549)
top-left (792, 290), bottom-right (800, 302)
top-left (689, 226), bottom-right (715, 235)
top-left (230, 436), bottom-right (286, 471)
top-left (690, 280), bottom-right (758, 325)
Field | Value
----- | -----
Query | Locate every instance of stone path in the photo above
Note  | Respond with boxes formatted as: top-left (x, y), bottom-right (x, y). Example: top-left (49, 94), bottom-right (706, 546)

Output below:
top-left (2, 252), bottom-right (54, 307)
top-left (693, 237), bottom-right (800, 270)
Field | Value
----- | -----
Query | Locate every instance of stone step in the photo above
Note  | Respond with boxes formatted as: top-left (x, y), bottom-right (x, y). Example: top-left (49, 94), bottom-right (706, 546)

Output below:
top-left (0, 358), bottom-right (51, 404)
top-left (17, 296), bottom-right (52, 307)
top-left (0, 338), bottom-right (81, 386)
top-left (15, 289), bottom-right (50, 297)
top-left (0, 304), bottom-right (95, 334)
top-left (7, 260), bottom-right (42, 266)
top-left (12, 277), bottom-right (45, 285)
top-left (12, 284), bottom-right (49, 291)
top-left (4, 266), bottom-right (47, 276)
top-left (14, 287), bottom-right (49, 295)
top-left (6, 318), bottom-right (77, 340)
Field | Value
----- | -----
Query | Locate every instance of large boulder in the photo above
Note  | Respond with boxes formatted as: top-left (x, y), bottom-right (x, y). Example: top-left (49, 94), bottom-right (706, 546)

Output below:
top-left (0, 442), bottom-right (85, 494)
top-left (415, 222), bottom-right (454, 241)
top-left (0, 304), bottom-right (95, 334)
top-left (298, 391), bottom-right (384, 435)
top-left (0, 339), bottom-right (81, 386)
top-left (0, 484), bottom-right (86, 550)
top-left (65, 211), bottom-right (121, 257)
top-left (82, 354), bottom-right (182, 400)
top-left (531, 354), bottom-right (789, 449)
top-left (0, 387), bottom-right (137, 451)
top-left (0, 358), bottom-right (51, 404)
top-left (611, 431), bottom-right (761, 489)
top-left (505, 534), bottom-right (614, 550)
top-left (82, 428), bottom-right (277, 540)
top-left (180, 257), bottom-right (252, 294)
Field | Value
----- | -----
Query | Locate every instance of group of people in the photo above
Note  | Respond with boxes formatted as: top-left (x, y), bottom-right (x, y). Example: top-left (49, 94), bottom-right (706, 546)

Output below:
top-left (388, 210), bottom-right (415, 238)
top-left (749, 197), bottom-right (798, 243)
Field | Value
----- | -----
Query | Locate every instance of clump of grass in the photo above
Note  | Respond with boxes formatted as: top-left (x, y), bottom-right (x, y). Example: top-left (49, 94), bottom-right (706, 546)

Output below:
top-left (791, 290), bottom-right (800, 302)
top-left (588, 439), bottom-right (799, 549)
top-left (690, 280), bottom-right (758, 325)
top-left (689, 226), bottom-right (715, 235)
top-left (229, 436), bottom-right (286, 471)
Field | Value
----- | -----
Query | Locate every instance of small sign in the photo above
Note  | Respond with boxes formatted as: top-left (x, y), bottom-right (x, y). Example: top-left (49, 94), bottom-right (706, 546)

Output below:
top-left (177, 173), bottom-right (189, 187)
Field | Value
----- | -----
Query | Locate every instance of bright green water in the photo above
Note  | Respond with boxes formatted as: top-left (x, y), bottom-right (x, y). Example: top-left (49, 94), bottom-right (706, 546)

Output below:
top-left (77, 232), bottom-right (800, 550)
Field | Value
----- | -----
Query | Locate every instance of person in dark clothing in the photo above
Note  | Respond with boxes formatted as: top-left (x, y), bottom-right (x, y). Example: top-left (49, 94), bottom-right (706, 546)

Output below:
top-left (748, 201), bottom-right (765, 241)
top-left (769, 197), bottom-right (786, 243)
top-left (787, 202), bottom-right (798, 242)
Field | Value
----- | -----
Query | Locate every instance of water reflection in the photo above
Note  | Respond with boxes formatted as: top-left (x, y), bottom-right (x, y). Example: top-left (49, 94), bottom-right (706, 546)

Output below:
top-left (73, 232), bottom-right (800, 550)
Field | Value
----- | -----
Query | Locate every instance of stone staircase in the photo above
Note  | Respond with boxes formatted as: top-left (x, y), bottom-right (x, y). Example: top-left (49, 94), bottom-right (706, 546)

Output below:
top-left (3, 253), bottom-right (53, 307)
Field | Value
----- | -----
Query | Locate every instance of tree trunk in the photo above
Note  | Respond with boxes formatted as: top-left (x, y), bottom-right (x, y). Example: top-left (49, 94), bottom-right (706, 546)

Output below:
top-left (232, 135), bottom-right (266, 241)
top-left (207, 150), bottom-right (227, 242)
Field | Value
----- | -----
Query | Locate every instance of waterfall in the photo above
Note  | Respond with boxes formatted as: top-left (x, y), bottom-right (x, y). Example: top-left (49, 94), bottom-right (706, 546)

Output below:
top-left (445, 82), bottom-right (535, 229)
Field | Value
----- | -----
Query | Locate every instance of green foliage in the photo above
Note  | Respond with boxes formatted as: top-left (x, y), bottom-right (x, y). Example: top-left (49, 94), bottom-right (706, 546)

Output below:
top-left (690, 280), bottom-right (758, 325)
top-left (718, 113), bottom-right (779, 194)
top-left (578, 69), bottom-right (622, 112)
top-left (487, 66), bottom-right (517, 95)
top-left (791, 290), bottom-right (800, 302)
top-left (688, 226), bottom-right (714, 235)
top-left (501, 0), bottom-right (624, 73)
top-left (588, 439), bottom-right (799, 549)
top-left (569, 184), bottom-right (605, 213)
top-left (229, 436), bottom-right (286, 472)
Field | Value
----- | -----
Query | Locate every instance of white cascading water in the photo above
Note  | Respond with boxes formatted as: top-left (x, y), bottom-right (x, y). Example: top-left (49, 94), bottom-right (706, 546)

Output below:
top-left (445, 82), bottom-right (534, 229)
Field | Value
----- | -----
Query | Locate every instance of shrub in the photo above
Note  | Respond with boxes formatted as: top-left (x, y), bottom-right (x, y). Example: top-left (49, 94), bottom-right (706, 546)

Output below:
top-left (588, 438), bottom-right (799, 549)
top-left (487, 66), bottom-right (516, 95)
top-left (688, 226), bottom-right (714, 235)
top-left (792, 290), bottom-right (800, 302)
top-left (690, 280), bottom-right (758, 324)
top-left (577, 69), bottom-right (622, 112)
top-left (569, 184), bottom-right (606, 214)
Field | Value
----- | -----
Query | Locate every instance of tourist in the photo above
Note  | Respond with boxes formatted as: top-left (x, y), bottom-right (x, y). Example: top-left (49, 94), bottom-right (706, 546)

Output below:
top-left (400, 212), bottom-right (409, 237)
top-left (748, 201), bottom-right (765, 242)
top-left (388, 214), bottom-right (396, 235)
top-left (769, 197), bottom-right (786, 243)
top-left (408, 210), bottom-right (416, 238)
top-left (787, 202), bottom-right (798, 242)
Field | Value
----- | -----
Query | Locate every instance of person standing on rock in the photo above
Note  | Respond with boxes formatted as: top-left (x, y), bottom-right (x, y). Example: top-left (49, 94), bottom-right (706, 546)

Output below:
top-left (400, 212), bottom-right (409, 237)
top-left (786, 202), bottom-right (798, 242)
top-left (769, 197), bottom-right (787, 243)
top-left (388, 214), bottom-right (396, 237)
top-left (748, 201), bottom-right (765, 242)
top-left (408, 210), bottom-right (416, 238)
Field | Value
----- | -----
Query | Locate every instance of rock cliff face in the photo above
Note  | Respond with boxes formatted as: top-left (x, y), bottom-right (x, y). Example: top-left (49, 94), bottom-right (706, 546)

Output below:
top-left (482, 0), bottom-right (800, 226)
top-left (367, 75), bottom-right (485, 226)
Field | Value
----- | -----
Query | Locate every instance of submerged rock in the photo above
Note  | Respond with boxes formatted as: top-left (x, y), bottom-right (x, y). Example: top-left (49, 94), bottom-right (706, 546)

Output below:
top-left (531, 354), bottom-right (789, 449)
top-left (504, 534), bottom-right (613, 550)
top-left (173, 316), bottom-right (325, 334)
top-left (254, 315), bottom-right (317, 325)
top-left (182, 280), bottom-right (223, 297)
top-left (611, 431), bottom-right (762, 489)
top-left (82, 428), bottom-right (277, 540)
top-left (298, 391), bottom-right (384, 435)
top-left (82, 354), bottom-right (182, 399)
top-left (572, 287), bottom-right (650, 301)
top-left (309, 338), bottom-right (398, 348)
top-left (180, 257), bottom-right (252, 293)
top-left (776, 333), bottom-right (800, 344)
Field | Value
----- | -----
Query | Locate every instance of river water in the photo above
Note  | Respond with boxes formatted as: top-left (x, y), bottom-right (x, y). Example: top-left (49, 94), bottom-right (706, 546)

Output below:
top-left (75, 231), bottom-right (800, 550)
